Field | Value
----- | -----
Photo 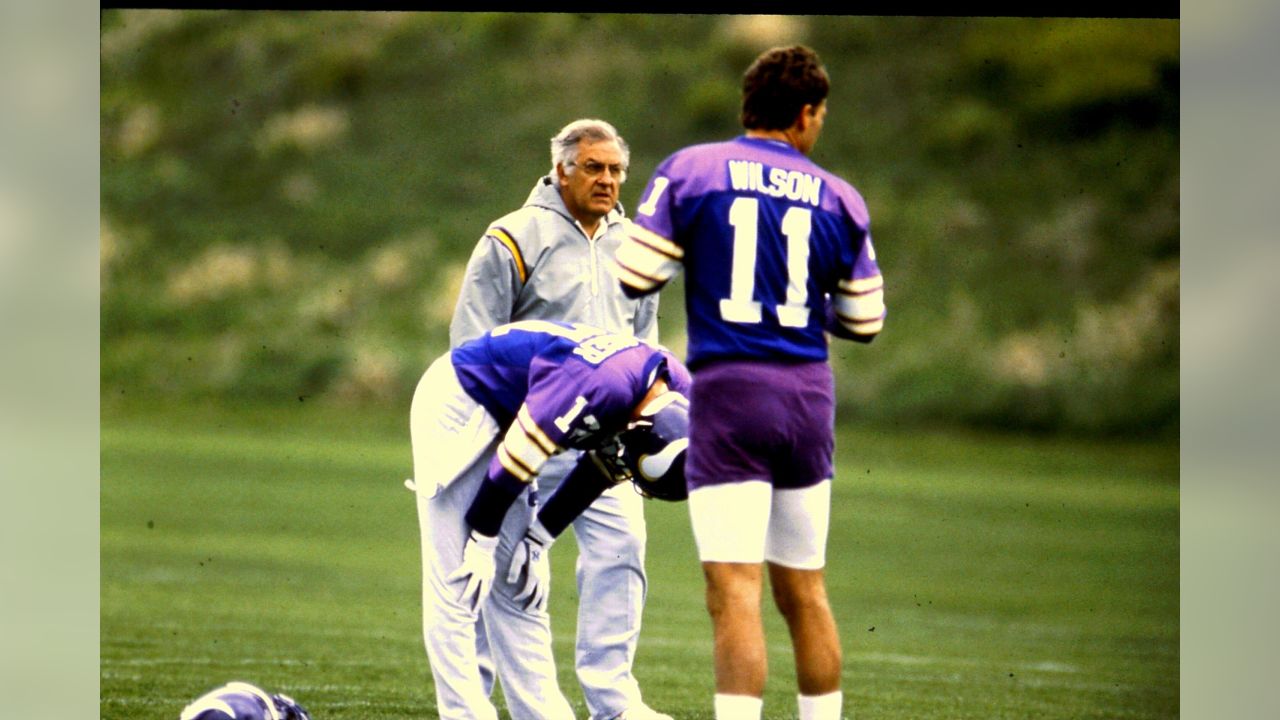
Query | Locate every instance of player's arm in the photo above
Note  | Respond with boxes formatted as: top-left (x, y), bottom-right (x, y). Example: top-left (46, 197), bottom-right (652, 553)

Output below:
top-left (449, 225), bottom-right (527, 347)
top-left (452, 391), bottom-right (570, 614)
top-left (534, 448), bottom-right (624, 537)
top-left (505, 433), bottom-right (634, 612)
top-left (824, 276), bottom-right (885, 343)
top-left (615, 220), bottom-right (684, 299)
top-left (463, 401), bottom-right (565, 537)
top-left (826, 225), bottom-right (886, 343)
top-left (616, 168), bottom-right (684, 299)
top-left (609, 212), bottom-right (661, 341)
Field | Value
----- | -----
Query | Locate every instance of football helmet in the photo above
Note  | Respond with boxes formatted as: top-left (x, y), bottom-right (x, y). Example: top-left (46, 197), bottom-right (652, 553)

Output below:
top-left (179, 681), bottom-right (311, 720)
top-left (619, 390), bottom-right (690, 501)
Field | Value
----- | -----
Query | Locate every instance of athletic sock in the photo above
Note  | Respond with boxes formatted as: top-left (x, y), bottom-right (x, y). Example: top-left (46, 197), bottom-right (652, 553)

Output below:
top-left (714, 693), bottom-right (763, 720)
top-left (798, 690), bottom-right (843, 720)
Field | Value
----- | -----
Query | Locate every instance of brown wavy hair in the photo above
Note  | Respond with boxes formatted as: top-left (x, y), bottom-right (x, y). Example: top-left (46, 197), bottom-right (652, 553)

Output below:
top-left (741, 45), bottom-right (830, 131)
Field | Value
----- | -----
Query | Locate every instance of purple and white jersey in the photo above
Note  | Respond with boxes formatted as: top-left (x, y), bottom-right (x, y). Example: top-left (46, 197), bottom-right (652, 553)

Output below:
top-left (616, 136), bottom-right (885, 369)
top-left (451, 320), bottom-right (691, 492)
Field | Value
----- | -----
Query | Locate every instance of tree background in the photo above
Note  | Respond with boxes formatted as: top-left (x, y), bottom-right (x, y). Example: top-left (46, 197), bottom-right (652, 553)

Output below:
top-left (100, 11), bottom-right (1178, 437)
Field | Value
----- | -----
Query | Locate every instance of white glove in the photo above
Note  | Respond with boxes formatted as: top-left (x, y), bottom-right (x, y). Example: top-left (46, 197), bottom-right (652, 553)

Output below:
top-left (447, 530), bottom-right (499, 613)
top-left (506, 519), bottom-right (555, 612)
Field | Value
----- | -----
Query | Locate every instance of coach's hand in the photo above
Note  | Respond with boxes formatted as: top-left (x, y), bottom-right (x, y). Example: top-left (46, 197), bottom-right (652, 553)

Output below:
top-left (448, 530), bottom-right (499, 613)
top-left (507, 519), bottom-right (554, 612)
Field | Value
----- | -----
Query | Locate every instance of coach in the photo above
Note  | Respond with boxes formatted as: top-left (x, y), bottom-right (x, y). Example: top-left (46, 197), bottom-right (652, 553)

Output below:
top-left (446, 119), bottom-right (668, 720)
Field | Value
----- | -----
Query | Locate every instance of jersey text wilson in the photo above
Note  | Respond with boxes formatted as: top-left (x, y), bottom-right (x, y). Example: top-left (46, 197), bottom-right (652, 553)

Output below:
top-left (727, 160), bottom-right (822, 207)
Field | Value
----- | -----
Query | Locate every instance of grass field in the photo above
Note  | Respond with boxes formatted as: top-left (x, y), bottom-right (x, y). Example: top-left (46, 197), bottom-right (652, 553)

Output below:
top-left (101, 398), bottom-right (1177, 719)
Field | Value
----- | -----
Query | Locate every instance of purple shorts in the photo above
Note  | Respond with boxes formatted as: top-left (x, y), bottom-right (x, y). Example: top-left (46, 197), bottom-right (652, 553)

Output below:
top-left (686, 360), bottom-right (835, 491)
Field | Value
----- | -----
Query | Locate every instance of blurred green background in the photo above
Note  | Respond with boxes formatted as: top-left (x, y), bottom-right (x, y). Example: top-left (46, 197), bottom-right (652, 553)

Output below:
top-left (100, 11), bottom-right (1178, 438)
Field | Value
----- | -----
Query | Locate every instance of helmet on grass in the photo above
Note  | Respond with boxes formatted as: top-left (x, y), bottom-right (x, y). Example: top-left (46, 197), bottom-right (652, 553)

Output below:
top-left (179, 681), bottom-right (311, 720)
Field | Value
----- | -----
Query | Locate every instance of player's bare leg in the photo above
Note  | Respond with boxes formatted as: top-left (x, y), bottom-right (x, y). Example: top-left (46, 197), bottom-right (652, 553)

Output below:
top-left (688, 480), bottom-right (773, 718)
top-left (703, 561), bottom-right (767, 695)
top-left (764, 482), bottom-right (841, 719)
top-left (768, 563), bottom-right (842, 694)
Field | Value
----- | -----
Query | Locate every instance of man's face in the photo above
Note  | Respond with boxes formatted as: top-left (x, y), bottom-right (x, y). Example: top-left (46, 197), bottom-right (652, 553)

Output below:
top-left (557, 139), bottom-right (625, 226)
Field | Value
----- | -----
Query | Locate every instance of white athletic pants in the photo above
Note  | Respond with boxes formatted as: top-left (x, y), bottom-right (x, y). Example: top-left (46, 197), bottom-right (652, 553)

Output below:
top-left (537, 453), bottom-right (649, 720)
top-left (410, 355), bottom-right (576, 720)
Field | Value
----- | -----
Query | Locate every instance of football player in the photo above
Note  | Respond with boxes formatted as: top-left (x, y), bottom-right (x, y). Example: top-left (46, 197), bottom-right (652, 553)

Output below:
top-left (408, 320), bottom-right (690, 720)
top-left (615, 45), bottom-right (886, 720)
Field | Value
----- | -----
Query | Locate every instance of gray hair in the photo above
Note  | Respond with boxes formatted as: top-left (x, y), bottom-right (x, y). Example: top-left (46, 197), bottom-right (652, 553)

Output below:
top-left (550, 118), bottom-right (630, 177)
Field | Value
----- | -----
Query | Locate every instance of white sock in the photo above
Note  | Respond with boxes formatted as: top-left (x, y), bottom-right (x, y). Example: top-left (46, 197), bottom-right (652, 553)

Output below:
top-left (714, 693), bottom-right (763, 720)
top-left (798, 690), bottom-right (843, 720)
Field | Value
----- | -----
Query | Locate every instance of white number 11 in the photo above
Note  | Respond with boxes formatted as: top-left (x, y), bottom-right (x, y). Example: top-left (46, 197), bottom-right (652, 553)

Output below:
top-left (720, 197), bottom-right (813, 327)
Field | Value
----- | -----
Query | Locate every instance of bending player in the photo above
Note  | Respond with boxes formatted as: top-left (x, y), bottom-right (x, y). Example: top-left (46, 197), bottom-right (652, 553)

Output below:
top-left (408, 320), bottom-right (690, 720)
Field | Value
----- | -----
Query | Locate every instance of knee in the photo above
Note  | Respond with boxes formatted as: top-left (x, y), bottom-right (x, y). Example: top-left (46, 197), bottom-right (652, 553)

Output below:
top-left (616, 527), bottom-right (647, 565)
top-left (771, 581), bottom-right (832, 622)
top-left (704, 568), bottom-right (762, 621)
top-left (582, 524), bottom-right (647, 571)
top-left (424, 581), bottom-right (478, 629)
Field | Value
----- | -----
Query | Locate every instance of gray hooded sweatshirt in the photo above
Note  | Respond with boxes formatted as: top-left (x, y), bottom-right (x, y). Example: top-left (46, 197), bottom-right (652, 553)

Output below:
top-left (450, 175), bottom-right (660, 347)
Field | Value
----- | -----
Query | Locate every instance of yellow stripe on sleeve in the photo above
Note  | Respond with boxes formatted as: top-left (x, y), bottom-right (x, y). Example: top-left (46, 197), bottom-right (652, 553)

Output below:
top-left (833, 308), bottom-right (885, 337)
top-left (849, 316), bottom-right (885, 335)
top-left (834, 287), bottom-right (885, 322)
top-left (488, 227), bottom-right (527, 284)
top-left (495, 408), bottom-right (560, 484)
top-left (497, 444), bottom-right (536, 483)
top-left (838, 275), bottom-right (884, 295)
top-left (628, 223), bottom-right (684, 260)
top-left (616, 225), bottom-right (683, 294)
top-left (613, 260), bottom-right (661, 292)
top-left (517, 406), bottom-right (559, 455)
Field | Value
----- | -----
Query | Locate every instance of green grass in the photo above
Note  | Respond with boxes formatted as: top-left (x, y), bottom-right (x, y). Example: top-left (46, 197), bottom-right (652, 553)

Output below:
top-left (101, 399), bottom-right (1177, 719)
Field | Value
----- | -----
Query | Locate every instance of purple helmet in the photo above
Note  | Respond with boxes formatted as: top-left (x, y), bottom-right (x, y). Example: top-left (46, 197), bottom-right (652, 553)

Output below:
top-left (179, 681), bottom-right (311, 720)
top-left (620, 390), bottom-right (690, 501)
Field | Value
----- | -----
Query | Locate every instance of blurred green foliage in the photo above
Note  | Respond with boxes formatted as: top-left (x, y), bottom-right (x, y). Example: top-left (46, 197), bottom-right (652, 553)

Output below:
top-left (101, 12), bottom-right (1178, 437)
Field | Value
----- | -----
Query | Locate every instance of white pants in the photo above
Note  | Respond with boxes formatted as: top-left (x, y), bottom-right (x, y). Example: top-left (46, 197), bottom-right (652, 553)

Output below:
top-left (411, 355), bottom-right (576, 720)
top-left (536, 451), bottom-right (649, 720)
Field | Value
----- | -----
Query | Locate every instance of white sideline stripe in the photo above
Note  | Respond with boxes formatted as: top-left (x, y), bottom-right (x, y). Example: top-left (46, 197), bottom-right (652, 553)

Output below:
top-left (631, 636), bottom-right (1082, 676)
top-left (103, 696), bottom-right (408, 709)
top-left (853, 651), bottom-right (1079, 674)
top-left (104, 620), bottom-right (418, 641)
top-left (102, 657), bottom-right (379, 666)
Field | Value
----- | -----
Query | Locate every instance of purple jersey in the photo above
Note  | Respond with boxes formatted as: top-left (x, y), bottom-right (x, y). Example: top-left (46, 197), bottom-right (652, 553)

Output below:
top-left (450, 320), bottom-right (691, 492)
top-left (616, 136), bottom-right (885, 369)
